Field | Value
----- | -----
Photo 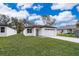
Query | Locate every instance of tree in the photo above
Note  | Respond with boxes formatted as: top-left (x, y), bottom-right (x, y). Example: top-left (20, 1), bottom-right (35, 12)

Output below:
top-left (17, 19), bottom-right (25, 33)
top-left (8, 17), bottom-right (18, 30)
top-left (25, 16), bottom-right (38, 26)
top-left (76, 20), bottom-right (79, 28)
top-left (0, 14), bottom-right (10, 25)
top-left (42, 15), bottom-right (47, 25)
top-left (42, 15), bottom-right (56, 26)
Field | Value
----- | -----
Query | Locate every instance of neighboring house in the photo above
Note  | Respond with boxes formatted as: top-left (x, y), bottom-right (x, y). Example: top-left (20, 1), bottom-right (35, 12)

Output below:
top-left (57, 25), bottom-right (76, 34)
top-left (75, 21), bottom-right (79, 37)
top-left (23, 25), bottom-right (57, 37)
top-left (0, 24), bottom-right (17, 37)
top-left (75, 28), bottom-right (79, 37)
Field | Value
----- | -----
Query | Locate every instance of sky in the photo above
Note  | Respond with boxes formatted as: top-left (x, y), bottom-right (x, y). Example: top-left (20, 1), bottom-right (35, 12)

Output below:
top-left (0, 3), bottom-right (79, 27)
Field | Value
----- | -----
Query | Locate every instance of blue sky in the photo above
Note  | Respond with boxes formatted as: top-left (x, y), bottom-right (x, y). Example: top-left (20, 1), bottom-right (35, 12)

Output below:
top-left (4, 3), bottom-right (59, 15)
top-left (0, 3), bottom-right (79, 26)
top-left (4, 3), bottom-right (79, 17)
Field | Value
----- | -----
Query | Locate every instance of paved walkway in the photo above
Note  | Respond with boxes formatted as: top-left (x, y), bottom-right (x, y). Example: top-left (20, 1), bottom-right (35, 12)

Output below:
top-left (50, 36), bottom-right (79, 43)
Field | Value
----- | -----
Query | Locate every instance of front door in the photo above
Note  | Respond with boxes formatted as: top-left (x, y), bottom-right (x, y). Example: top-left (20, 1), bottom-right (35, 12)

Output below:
top-left (36, 29), bottom-right (39, 36)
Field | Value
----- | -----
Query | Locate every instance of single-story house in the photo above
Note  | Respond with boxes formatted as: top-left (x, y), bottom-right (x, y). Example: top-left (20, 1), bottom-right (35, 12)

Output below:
top-left (0, 24), bottom-right (17, 37)
top-left (23, 25), bottom-right (57, 37)
top-left (57, 25), bottom-right (76, 34)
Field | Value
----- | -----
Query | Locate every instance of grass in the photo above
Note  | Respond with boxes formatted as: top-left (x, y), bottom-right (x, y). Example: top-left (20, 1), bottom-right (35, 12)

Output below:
top-left (57, 33), bottom-right (76, 38)
top-left (0, 34), bottom-right (79, 56)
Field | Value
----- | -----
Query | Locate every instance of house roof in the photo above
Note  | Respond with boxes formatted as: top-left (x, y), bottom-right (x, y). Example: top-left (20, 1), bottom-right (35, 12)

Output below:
top-left (25, 25), bottom-right (57, 28)
top-left (0, 24), bottom-right (16, 30)
top-left (0, 25), bottom-right (7, 26)
top-left (0, 24), bottom-right (8, 26)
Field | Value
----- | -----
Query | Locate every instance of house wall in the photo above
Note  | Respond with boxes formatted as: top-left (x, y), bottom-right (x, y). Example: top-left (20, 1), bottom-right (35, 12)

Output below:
top-left (23, 28), bottom-right (36, 36)
top-left (63, 30), bottom-right (68, 34)
top-left (0, 26), bottom-right (7, 37)
top-left (0, 26), bottom-right (17, 37)
top-left (6, 27), bottom-right (17, 36)
top-left (23, 27), bottom-right (57, 37)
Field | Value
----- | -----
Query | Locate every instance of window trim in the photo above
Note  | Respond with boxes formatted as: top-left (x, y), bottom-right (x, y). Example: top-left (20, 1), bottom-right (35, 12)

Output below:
top-left (27, 28), bottom-right (32, 33)
top-left (0, 27), bottom-right (5, 33)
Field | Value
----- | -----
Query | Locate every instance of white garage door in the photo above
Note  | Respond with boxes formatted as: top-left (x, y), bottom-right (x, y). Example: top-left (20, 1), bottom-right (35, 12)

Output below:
top-left (41, 28), bottom-right (57, 37)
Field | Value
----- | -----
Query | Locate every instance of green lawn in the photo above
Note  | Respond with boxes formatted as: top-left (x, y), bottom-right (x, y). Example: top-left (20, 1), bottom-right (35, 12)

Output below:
top-left (57, 33), bottom-right (76, 38)
top-left (0, 34), bottom-right (79, 56)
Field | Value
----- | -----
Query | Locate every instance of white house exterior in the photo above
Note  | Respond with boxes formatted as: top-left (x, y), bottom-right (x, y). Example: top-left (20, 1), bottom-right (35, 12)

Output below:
top-left (23, 25), bottom-right (57, 37)
top-left (0, 25), bottom-right (17, 37)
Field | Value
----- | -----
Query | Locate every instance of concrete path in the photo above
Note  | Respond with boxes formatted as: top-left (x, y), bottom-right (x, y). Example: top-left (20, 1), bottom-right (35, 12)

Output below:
top-left (50, 36), bottom-right (79, 43)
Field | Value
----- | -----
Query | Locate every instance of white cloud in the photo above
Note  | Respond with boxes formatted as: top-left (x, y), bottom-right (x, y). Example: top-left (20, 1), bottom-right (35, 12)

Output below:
top-left (54, 11), bottom-right (76, 22)
top-left (76, 6), bottom-right (79, 12)
top-left (35, 20), bottom-right (44, 25)
top-left (67, 20), bottom-right (78, 25)
top-left (33, 5), bottom-right (43, 11)
top-left (0, 3), bottom-right (29, 19)
top-left (17, 3), bottom-right (43, 11)
top-left (17, 3), bottom-right (33, 10)
top-left (28, 14), bottom-right (42, 20)
top-left (27, 14), bottom-right (44, 25)
top-left (15, 10), bottom-right (29, 19)
top-left (51, 3), bottom-right (77, 10)
top-left (54, 11), bottom-right (77, 26)
top-left (58, 20), bottom-right (78, 26)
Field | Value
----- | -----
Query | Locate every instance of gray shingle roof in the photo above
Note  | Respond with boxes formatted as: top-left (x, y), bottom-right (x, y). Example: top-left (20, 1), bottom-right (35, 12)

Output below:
top-left (25, 25), bottom-right (57, 28)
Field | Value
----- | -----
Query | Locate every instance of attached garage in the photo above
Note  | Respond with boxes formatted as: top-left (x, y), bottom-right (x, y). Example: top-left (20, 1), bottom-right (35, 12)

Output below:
top-left (39, 28), bottom-right (57, 37)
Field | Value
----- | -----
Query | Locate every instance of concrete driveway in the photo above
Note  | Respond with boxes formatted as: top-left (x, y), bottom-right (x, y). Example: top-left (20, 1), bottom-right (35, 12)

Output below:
top-left (50, 36), bottom-right (79, 43)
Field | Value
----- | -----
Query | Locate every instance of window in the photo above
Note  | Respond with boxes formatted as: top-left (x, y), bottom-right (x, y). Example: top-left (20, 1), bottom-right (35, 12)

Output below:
top-left (27, 28), bottom-right (32, 33)
top-left (0, 27), bottom-right (5, 33)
